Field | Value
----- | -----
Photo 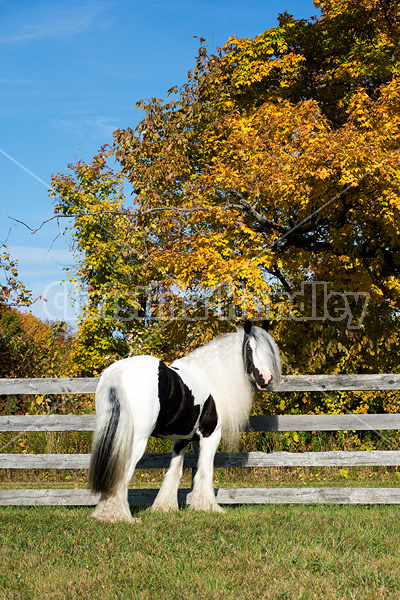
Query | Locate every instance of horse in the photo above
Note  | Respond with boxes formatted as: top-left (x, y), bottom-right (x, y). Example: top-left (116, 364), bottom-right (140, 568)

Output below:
top-left (88, 320), bottom-right (281, 523)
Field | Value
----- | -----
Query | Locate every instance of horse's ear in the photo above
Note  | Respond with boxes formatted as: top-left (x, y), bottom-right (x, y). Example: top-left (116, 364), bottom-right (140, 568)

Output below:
top-left (244, 320), bottom-right (252, 334)
top-left (262, 320), bottom-right (270, 332)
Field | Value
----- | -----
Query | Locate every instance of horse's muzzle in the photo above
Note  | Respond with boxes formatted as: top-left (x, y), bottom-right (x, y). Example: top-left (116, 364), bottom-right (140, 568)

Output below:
top-left (253, 375), bottom-right (273, 392)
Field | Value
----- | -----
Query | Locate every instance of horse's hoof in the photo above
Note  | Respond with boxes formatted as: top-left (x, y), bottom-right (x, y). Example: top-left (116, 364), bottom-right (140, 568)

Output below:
top-left (91, 514), bottom-right (141, 525)
top-left (91, 512), bottom-right (132, 525)
top-left (90, 506), bottom-right (140, 525)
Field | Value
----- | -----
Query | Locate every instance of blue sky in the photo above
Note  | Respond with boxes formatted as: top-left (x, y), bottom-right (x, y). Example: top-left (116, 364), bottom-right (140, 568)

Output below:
top-left (0, 0), bottom-right (319, 325)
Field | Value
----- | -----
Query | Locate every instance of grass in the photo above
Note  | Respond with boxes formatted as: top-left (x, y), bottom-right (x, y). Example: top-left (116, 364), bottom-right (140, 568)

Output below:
top-left (2, 427), bottom-right (399, 458)
top-left (2, 430), bottom-right (400, 599)
top-left (1, 504), bottom-right (400, 600)
top-left (2, 465), bottom-right (400, 490)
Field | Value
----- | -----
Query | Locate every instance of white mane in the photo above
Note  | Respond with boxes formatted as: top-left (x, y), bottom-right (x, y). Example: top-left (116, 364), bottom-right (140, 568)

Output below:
top-left (175, 327), bottom-right (280, 447)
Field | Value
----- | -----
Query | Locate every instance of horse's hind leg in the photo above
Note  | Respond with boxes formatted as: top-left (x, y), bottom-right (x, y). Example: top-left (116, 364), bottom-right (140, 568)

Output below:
top-left (92, 436), bottom-right (148, 524)
top-left (189, 428), bottom-right (225, 513)
top-left (152, 439), bottom-right (189, 512)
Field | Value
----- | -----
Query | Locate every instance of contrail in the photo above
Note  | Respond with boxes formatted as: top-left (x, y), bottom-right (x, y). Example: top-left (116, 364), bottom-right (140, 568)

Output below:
top-left (0, 148), bottom-right (50, 188)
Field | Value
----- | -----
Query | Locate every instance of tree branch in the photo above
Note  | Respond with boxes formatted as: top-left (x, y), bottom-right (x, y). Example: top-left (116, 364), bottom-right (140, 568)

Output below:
top-left (8, 210), bottom-right (133, 234)
top-left (138, 206), bottom-right (219, 215)
top-left (227, 188), bottom-right (286, 233)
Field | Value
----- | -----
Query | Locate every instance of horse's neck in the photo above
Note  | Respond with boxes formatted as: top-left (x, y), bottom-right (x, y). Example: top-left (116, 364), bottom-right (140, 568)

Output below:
top-left (176, 331), bottom-right (253, 413)
top-left (178, 331), bottom-right (243, 379)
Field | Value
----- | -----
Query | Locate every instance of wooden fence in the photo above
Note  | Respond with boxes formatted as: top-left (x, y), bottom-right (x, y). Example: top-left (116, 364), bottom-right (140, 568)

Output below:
top-left (1, 374), bottom-right (400, 506)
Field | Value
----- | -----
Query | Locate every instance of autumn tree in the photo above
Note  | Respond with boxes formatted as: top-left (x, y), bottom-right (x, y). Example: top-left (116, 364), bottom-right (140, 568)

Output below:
top-left (0, 308), bottom-right (74, 415)
top-left (50, 148), bottom-right (169, 375)
top-left (0, 309), bottom-right (73, 379)
top-left (0, 244), bottom-right (76, 415)
top-left (1, 246), bottom-right (32, 309)
top-left (111, 0), bottom-right (400, 404)
top-left (51, 144), bottom-right (238, 376)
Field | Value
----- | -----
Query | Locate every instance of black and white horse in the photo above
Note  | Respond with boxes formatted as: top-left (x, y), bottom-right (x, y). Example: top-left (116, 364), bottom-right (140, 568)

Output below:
top-left (88, 320), bottom-right (281, 523)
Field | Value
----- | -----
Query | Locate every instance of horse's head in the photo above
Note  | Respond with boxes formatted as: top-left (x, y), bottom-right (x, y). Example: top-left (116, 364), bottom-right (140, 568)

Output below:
top-left (242, 320), bottom-right (281, 392)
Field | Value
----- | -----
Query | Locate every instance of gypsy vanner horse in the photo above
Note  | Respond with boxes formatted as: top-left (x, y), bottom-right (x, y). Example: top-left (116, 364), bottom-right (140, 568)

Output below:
top-left (88, 320), bottom-right (281, 523)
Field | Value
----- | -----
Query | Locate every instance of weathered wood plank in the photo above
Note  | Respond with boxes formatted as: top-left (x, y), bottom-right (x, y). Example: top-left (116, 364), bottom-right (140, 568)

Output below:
top-left (0, 488), bottom-right (100, 506)
top-left (0, 378), bottom-right (98, 395)
top-left (2, 487), bottom-right (400, 506)
top-left (276, 374), bottom-right (400, 392)
top-left (1, 373), bottom-right (400, 395)
top-left (214, 487), bottom-right (400, 505)
top-left (0, 415), bottom-right (96, 432)
top-left (213, 450), bottom-right (400, 468)
top-left (0, 453), bottom-right (172, 469)
top-left (3, 450), bottom-right (400, 470)
top-left (248, 413), bottom-right (400, 431)
top-left (0, 454), bottom-right (91, 469)
top-left (2, 413), bottom-right (400, 433)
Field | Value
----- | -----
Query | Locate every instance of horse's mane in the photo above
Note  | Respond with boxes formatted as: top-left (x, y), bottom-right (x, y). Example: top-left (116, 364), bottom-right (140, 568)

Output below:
top-left (175, 327), bottom-right (280, 447)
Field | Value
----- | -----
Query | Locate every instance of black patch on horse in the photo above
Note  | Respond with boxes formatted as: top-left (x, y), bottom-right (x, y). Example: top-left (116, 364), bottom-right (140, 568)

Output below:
top-left (173, 439), bottom-right (190, 454)
top-left (243, 340), bottom-right (253, 375)
top-left (199, 395), bottom-right (218, 437)
top-left (243, 339), bottom-right (269, 390)
top-left (153, 362), bottom-right (201, 437)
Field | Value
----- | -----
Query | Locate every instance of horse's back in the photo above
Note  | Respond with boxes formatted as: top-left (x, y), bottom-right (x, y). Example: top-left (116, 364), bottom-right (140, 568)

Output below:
top-left (99, 355), bottom-right (161, 388)
top-left (169, 360), bottom-right (210, 403)
top-left (99, 355), bottom-right (209, 403)
top-left (96, 355), bottom-right (162, 432)
top-left (97, 354), bottom-right (213, 440)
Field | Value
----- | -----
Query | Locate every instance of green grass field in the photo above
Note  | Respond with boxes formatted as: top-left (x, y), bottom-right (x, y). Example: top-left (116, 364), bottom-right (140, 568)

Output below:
top-left (1, 503), bottom-right (400, 600)
top-left (2, 465), bottom-right (400, 489)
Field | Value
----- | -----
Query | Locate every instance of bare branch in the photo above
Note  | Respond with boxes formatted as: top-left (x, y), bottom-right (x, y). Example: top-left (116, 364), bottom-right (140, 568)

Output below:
top-left (270, 266), bottom-right (293, 293)
top-left (1, 228), bottom-right (12, 247)
top-left (8, 210), bottom-right (133, 235)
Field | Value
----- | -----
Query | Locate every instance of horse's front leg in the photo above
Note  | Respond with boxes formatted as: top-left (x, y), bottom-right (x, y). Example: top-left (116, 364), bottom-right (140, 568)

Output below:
top-left (152, 439), bottom-right (190, 512)
top-left (189, 427), bottom-right (225, 513)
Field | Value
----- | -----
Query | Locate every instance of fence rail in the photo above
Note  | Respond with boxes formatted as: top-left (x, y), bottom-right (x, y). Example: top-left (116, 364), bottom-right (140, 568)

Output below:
top-left (2, 413), bottom-right (400, 432)
top-left (1, 374), bottom-right (400, 507)
top-left (1, 374), bottom-right (400, 394)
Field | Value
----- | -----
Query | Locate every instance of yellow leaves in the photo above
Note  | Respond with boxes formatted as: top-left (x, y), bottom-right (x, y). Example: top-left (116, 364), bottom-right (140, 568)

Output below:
top-left (134, 77), bottom-right (400, 317)
top-left (219, 22), bottom-right (308, 90)
top-left (383, 277), bottom-right (400, 301)
top-left (315, 167), bottom-right (331, 180)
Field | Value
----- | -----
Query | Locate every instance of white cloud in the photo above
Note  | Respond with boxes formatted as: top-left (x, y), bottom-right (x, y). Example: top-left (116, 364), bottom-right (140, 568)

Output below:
top-left (7, 245), bottom-right (74, 266)
top-left (0, 1), bottom-right (109, 44)
top-left (57, 115), bottom-right (118, 140)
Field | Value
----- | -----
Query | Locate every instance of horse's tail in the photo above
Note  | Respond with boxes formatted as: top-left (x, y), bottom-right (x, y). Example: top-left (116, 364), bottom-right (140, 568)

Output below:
top-left (88, 377), bottom-right (133, 496)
